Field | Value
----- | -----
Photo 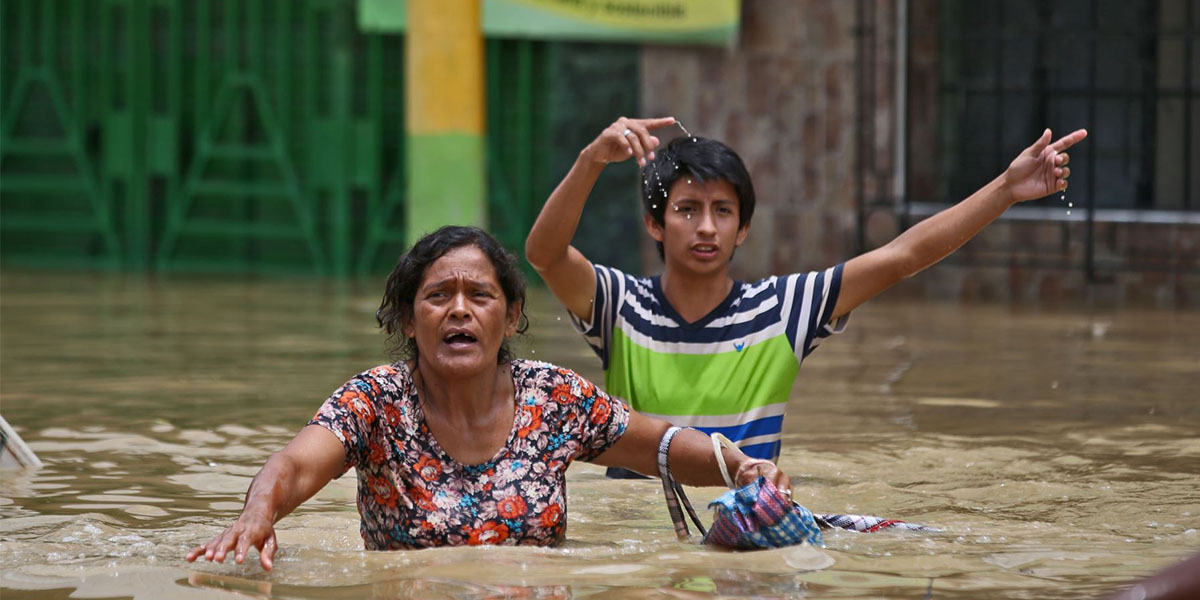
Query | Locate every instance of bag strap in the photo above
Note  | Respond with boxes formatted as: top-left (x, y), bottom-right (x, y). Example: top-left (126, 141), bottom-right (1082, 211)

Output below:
top-left (711, 432), bottom-right (738, 488)
top-left (657, 426), bottom-right (707, 540)
top-left (714, 433), bottom-right (776, 491)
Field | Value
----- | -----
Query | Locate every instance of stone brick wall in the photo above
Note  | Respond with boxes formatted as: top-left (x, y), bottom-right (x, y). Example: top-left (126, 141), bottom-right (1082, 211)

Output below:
top-left (639, 0), bottom-right (862, 279)
top-left (638, 0), bottom-right (1200, 308)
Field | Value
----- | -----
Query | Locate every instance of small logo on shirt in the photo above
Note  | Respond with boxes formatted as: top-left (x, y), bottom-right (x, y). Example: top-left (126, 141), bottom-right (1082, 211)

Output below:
top-left (733, 341), bottom-right (745, 352)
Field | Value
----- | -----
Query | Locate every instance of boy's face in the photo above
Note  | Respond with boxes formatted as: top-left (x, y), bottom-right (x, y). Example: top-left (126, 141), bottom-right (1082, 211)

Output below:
top-left (645, 177), bottom-right (749, 277)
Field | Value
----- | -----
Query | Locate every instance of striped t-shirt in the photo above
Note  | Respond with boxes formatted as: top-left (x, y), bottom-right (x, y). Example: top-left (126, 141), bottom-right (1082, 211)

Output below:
top-left (571, 264), bottom-right (848, 460)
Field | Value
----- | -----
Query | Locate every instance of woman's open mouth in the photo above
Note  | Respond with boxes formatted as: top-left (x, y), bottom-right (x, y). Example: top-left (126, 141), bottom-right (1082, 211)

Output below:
top-left (443, 331), bottom-right (478, 348)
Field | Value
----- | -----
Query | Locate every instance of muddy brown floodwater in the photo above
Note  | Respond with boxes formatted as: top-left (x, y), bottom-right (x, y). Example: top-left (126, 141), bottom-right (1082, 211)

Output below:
top-left (2, 270), bottom-right (1197, 599)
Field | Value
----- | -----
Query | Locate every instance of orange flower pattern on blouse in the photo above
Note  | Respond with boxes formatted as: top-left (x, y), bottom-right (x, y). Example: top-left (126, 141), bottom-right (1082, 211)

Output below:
top-left (309, 360), bottom-right (629, 550)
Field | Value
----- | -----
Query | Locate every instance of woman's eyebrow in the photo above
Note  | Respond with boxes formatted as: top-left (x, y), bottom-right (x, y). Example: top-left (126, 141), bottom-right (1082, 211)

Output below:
top-left (419, 277), bottom-right (454, 292)
top-left (421, 276), bottom-right (500, 292)
top-left (467, 278), bottom-right (501, 291)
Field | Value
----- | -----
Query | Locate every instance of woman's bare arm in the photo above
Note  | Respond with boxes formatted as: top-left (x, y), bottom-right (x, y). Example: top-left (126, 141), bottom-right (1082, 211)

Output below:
top-left (185, 425), bottom-right (346, 571)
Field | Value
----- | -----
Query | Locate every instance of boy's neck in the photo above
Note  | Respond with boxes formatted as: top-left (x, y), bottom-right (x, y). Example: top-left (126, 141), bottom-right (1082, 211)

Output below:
top-left (660, 267), bottom-right (734, 324)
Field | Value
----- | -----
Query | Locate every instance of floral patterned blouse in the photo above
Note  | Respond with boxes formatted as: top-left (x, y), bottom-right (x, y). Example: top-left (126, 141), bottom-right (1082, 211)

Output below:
top-left (309, 359), bottom-right (630, 550)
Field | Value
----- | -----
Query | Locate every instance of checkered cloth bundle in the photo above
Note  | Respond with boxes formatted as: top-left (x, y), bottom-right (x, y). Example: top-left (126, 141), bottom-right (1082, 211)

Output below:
top-left (703, 476), bottom-right (825, 548)
top-left (657, 427), bottom-right (938, 550)
top-left (701, 477), bottom-right (940, 549)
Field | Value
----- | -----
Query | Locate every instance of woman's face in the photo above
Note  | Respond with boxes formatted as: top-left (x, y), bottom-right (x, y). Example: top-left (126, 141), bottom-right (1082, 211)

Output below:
top-left (403, 245), bottom-right (521, 379)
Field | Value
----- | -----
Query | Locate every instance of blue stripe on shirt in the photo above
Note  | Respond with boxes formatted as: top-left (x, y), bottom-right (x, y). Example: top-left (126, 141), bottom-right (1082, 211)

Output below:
top-left (690, 415), bottom-right (784, 445)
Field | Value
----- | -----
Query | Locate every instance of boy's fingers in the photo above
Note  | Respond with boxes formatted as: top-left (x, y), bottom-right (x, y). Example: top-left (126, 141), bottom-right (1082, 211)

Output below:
top-left (625, 131), bottom-right (647, 165)
top-left (635, 116), bottom-right (676, 130)
top-left (620, 134), bottom-right (634, 157)
top-left (635, 129), bottom-right (657, 161)
top-left (1030, 128), bottom-right (1052, 155)
top-left (1051, 128), bottom-right (1088, 152)
top-left (603, 125), bottom-right (634, 160)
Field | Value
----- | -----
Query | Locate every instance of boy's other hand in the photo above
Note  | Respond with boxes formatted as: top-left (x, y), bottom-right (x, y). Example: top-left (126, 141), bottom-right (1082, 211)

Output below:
top-left (583, 116), bottom-right (676, 167)
top-left (1003, 128), bottom-right (1088, 204)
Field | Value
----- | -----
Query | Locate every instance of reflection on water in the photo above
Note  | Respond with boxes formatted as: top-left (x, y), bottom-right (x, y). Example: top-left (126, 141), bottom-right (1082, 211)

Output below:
top-left (1, 270), bottom-right (1197, 599)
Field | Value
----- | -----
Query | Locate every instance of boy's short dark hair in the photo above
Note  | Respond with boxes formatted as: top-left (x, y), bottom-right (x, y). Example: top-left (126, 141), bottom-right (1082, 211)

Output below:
top-left (640, 136), bottom-right (756, 260)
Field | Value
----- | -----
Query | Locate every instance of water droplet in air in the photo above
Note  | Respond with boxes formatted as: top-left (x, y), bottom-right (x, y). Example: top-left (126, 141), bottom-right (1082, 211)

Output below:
top-left (1068, 202), bottom-right (1073, 208)
top-left (691, 137), bottom-right (697, 142)
top-left (1066, 210), bottom-right (1071, 216)
top-left (686, 179), bottom-right (692, 185)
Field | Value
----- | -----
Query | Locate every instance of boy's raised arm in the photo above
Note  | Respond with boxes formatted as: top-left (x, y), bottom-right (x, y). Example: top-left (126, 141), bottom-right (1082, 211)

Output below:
top-left (525, 116), bottom-right (675, 322)
top-left (831, 128), bottom-right (1088, 321)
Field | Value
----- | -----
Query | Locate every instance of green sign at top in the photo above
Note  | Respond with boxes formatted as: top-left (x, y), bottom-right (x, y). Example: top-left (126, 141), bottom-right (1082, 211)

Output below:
top-left (359, 0), bottom-right (741, 46)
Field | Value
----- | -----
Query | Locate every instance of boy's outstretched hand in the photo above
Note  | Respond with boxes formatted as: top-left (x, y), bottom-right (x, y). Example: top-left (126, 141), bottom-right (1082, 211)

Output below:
top-left (583, 116), bottom-right (676, 167)
top-left (1004, 128), bottom-right (1089, 203)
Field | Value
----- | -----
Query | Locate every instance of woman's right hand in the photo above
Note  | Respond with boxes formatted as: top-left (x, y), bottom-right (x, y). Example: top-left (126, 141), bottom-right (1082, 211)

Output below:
top-left (186, 509), bottom-right (279, 571)
top-left (184, 427), bottom-right (345, 572)
top-left (583, 116), bottom-right (676, 167)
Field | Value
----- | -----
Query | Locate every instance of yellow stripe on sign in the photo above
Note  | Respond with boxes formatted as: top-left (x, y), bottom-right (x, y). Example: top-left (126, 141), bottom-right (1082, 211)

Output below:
top-left (496, 0), bottom-right (738, 31)
top-left (407, 0), bottom-right (485, 135)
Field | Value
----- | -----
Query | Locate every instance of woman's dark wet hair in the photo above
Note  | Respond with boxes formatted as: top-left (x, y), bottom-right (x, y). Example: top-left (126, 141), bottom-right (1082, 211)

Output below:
top-left (640, 136), bottom-right (756, 260)
top-left (377, 225), bottom-right (529, 363)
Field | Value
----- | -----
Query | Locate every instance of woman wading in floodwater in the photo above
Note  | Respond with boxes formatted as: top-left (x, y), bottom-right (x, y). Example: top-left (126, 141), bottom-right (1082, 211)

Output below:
top-left (187, 226), bottom-right (790, 569)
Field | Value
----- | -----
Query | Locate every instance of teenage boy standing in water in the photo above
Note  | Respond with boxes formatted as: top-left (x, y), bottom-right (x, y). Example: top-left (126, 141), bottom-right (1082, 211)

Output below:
top-left (526, 116), bottom-right (1086, 476)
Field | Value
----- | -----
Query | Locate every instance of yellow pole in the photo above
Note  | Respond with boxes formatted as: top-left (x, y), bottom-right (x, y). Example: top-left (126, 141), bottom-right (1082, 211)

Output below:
top-left (405, 0), bottom-right (486, 244)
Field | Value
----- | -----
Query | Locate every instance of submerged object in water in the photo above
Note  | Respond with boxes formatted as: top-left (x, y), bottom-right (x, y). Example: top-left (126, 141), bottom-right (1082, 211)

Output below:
top-left (813, 512), bottom-right (940, 533)
top-left (0, 415), bottom-right (42, 469)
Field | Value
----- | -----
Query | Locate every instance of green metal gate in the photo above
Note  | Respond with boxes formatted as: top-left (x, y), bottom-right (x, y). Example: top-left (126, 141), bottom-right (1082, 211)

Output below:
top-left (2, 1), bottom-right (638, 276)
top-left (2, 0), bottom-right (122, 269)
top-left (1, 0), bottom-right (407, 275)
